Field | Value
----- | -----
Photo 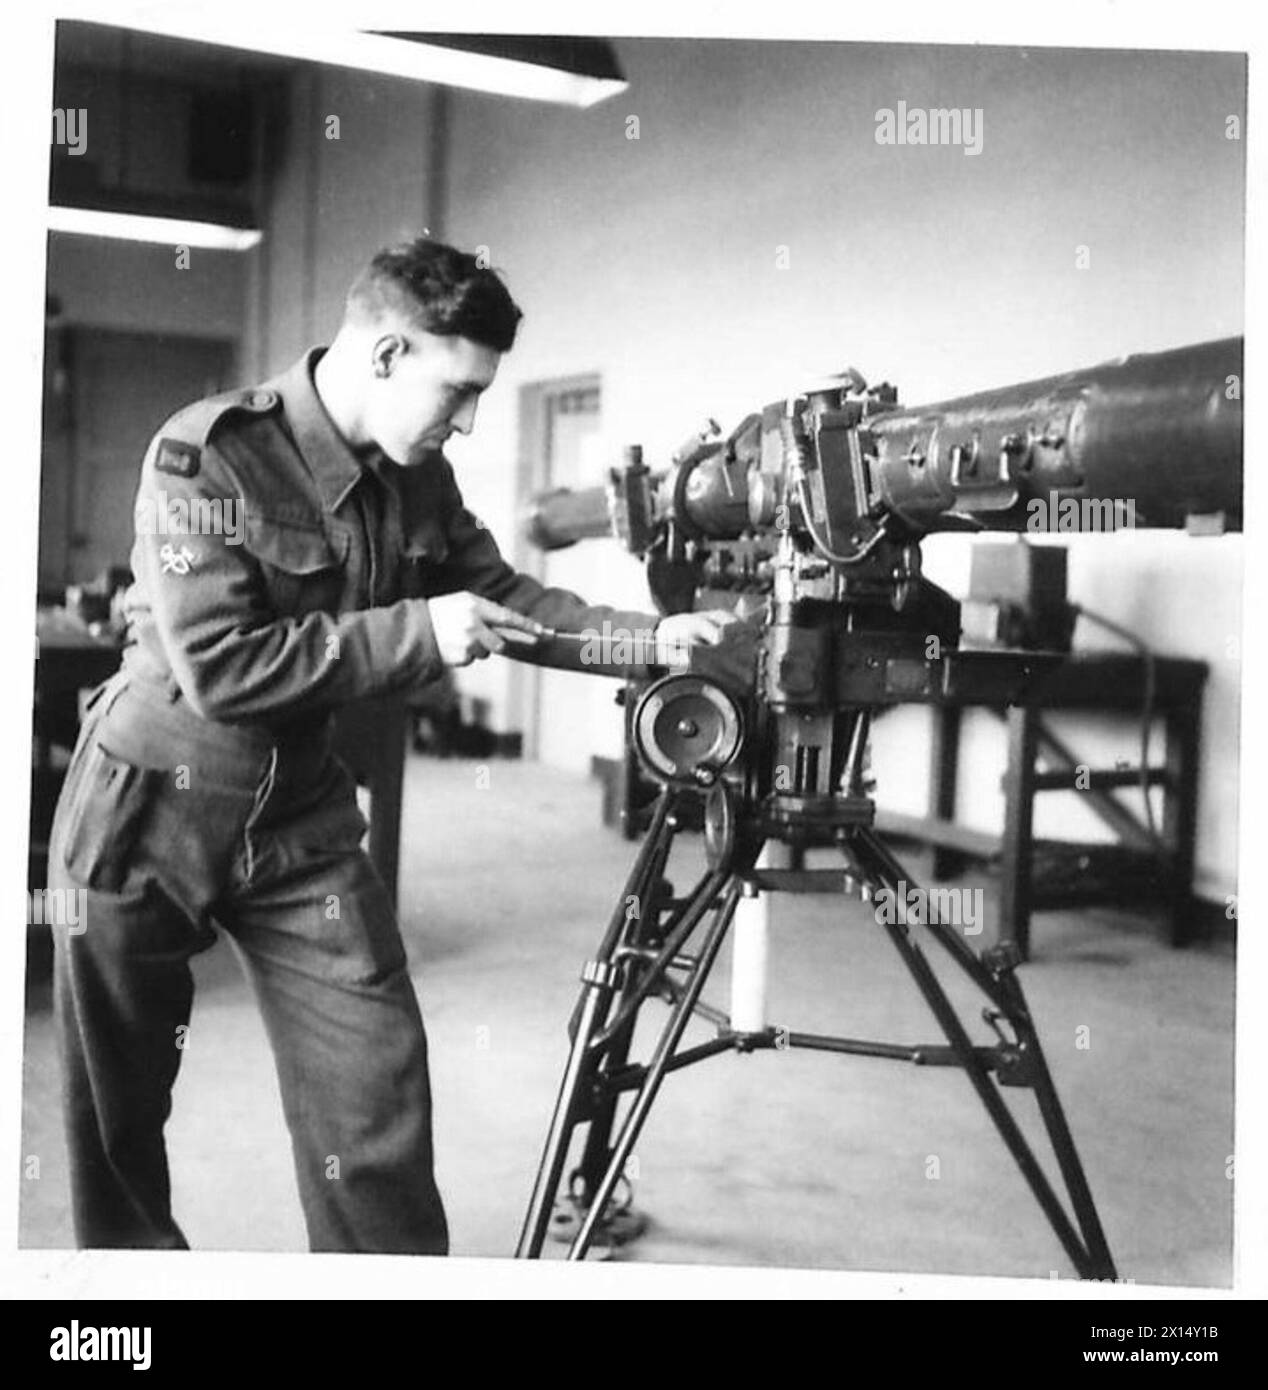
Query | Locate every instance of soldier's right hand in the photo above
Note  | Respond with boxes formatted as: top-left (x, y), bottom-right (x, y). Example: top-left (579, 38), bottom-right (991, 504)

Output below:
top-left (427, 592), bottom-right (547, 666)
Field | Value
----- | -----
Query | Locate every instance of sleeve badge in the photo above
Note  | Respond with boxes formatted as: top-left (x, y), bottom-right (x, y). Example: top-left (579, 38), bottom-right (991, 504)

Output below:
top-left (155, 438), bottom-right (201, 478)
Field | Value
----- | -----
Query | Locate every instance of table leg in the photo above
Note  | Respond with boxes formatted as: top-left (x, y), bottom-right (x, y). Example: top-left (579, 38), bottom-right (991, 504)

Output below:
top-left (930, 705), bottom-right (963, 879)
top-left (1163, 697), bottom-right (1201, 947)
top-left (1001, 705), bottom-right (1039, 960)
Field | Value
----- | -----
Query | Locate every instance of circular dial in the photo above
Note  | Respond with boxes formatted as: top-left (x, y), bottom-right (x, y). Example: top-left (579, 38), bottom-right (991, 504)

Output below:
top-left (632, 675), bottom-right (743, 785)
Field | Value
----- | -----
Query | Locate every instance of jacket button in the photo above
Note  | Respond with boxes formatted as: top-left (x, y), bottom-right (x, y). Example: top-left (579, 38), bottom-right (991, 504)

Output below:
top-left (248, 389), bottom-right (278, 411)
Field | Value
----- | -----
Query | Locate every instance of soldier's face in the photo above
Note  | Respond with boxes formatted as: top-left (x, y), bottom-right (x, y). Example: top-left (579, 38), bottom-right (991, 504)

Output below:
top-left (371, 332), bottom-right (502, 466)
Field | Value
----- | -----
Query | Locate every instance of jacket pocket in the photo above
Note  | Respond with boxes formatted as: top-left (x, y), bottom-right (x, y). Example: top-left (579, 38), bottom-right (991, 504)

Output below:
top-left (247, 513), bottom-right (350, 616)
top-left (57, 742), bottom-right (157, 893)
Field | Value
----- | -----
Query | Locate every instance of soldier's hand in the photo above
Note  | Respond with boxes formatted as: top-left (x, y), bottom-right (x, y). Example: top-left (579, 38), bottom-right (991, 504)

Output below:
top-left (653, 609), bottom-right (741, 666)
top-left (427, 592), bottom-right (547, 667)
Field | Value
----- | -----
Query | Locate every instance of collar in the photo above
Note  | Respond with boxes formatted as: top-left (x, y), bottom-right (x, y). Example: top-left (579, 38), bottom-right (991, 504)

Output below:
top-left (266, 347), bottom-right (373, 513)
top-left (264, 348), bottom-right (452, 554)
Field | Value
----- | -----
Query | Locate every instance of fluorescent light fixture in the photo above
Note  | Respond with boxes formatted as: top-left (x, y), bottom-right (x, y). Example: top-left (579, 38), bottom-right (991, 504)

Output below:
top-left (48, 205), bottom-right (263, 251)
top-left (90, 18), bottom-right (628, 108)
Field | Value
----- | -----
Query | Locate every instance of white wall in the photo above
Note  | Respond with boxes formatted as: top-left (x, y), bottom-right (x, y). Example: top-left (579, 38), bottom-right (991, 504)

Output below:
top-left (439, 39), bottom-right (1244, 901)
top-left (244, 67), bottom-right (440, 380)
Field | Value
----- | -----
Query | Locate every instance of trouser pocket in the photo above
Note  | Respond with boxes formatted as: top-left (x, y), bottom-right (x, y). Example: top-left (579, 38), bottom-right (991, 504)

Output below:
top-left (56, 741), bottom-right (157, 893)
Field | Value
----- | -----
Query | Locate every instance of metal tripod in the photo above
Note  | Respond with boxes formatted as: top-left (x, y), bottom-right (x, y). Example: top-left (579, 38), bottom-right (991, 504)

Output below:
top-left (516, 785), bottom-right (1116, 1277)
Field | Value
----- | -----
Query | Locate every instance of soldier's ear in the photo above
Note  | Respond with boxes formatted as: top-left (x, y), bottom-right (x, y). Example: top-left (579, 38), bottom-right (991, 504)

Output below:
top-left (371, 333), bottom-right (405, 379)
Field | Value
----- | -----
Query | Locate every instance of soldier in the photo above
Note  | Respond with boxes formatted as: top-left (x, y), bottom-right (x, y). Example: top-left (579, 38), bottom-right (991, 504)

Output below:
top-left (48, 237), bottom-right (734, 1253)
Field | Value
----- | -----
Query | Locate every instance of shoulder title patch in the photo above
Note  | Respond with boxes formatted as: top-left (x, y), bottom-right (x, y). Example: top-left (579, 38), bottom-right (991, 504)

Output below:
top-left (156, 438), bottom-right (201, 479)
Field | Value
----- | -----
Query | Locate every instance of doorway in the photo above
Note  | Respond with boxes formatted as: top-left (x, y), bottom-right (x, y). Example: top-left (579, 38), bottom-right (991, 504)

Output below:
top-left (513, 374), bottom-right (604, 771)
top-left (38, 328), bottom-right (237, 593)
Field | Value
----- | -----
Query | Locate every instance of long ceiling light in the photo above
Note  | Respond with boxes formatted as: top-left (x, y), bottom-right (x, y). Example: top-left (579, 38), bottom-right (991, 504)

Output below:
top-left (84, 19), bottom-right (629, 108)
top-left (48, 206), bottom-right (263, 250)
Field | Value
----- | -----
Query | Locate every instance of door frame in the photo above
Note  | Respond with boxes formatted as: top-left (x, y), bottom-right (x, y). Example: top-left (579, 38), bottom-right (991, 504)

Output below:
top-left (511, 371), bottom-right (601, 760)
top-left (50, 326), bottom-right (237, 590)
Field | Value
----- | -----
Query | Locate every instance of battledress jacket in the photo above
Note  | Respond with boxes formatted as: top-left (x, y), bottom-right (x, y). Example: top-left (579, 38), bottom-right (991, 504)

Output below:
top-left (118, 347), bottom-right (658, 732)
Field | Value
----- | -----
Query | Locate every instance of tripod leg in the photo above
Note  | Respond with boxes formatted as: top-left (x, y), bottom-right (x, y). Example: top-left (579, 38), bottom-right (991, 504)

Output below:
top-left (568, 821), bottom-right (680, 1207)
top-left (516, 967), bottom-right (621, 1258)
top-left (994, 966), bottom-right (1116, 1275)
top-left (570, 1000), bottom-right (643, 1214)
top-left (561, 965), bottom-right (658, 1248)
top-left (567, 881), bottom-right (742, 1260)
top-left (551, 859), bottom-right (733, 1252)
top-left (849, 827), bottom-right (1116, 1280)
top-left (516, 794), bottom-right (677, 1258)
top-left (857, 826), bottom-right (1116, 1277)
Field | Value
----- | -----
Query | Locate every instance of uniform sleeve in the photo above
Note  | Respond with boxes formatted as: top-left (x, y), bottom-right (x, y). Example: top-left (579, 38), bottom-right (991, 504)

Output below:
top-left (132, 432), bottom-right (445, 722)
top-left (428, 462), bottom-right (662, 673)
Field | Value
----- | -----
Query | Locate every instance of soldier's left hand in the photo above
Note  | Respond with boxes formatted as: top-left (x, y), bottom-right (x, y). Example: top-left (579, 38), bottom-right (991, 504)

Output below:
top-left (653, 609), bottom-right (741, 666)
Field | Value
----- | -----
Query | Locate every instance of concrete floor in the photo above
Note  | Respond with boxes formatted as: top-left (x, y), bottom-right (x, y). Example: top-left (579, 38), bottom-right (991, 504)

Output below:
top-left (21, 755), bottom-right (1234, 1285)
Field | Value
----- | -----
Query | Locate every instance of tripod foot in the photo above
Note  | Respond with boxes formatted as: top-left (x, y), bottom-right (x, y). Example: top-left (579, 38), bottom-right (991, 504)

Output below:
top-left (549, 1173), bottom-right (649, 1255)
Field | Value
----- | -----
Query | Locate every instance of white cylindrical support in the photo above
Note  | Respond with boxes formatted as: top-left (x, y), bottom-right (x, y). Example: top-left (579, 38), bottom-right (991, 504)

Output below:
top-left (730, 890), bottom-right (769, 1033)
top-left (730, 848), bottom-right (776, 1034)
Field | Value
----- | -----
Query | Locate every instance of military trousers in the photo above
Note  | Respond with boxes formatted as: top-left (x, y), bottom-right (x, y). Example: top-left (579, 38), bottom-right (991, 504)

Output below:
top-left (46, 674), bottom-right (448, 1254)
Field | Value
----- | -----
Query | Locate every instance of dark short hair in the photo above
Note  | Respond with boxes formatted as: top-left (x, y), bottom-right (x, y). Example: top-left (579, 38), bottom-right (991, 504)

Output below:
top-left (346, 237), bottom-right (523, 352)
